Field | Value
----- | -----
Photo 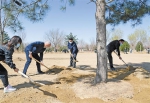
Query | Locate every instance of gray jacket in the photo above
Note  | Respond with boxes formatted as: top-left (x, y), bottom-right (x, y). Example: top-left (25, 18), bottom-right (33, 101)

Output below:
top-left (0, 45), bottom-right (16, 69)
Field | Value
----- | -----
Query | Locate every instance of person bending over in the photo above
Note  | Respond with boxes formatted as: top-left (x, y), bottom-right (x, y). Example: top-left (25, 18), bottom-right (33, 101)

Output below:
top-left (107, 39), bottom-right (125, 71)
top-left (23, 41), bottom-right (51, 74)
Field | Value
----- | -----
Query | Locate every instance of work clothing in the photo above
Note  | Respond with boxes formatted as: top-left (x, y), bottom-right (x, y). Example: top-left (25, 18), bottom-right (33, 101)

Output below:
top-left (23, 41), bottom-right (46, 74)
top-left (0, 45), bottom-right (16, 69)
top-left (0, 45), bottom-right (16, 87)
top-left (68, 41), bottom-right (78, 68)
top-left (68, 41), bottom-right (78, 54)
top-left (107, 40), bottom-right (120, 69)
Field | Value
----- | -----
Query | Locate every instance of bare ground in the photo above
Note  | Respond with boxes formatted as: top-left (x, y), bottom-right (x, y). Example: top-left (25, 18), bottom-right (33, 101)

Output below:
top-left (0, 52), bottom-right (150, 103)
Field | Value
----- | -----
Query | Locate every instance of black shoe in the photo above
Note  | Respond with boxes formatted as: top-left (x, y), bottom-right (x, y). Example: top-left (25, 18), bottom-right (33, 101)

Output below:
top-left (111, 67), bottom-right (116, 71)
top-left (68, 65), bottom-right (72, 67)
top-left (37, 71), bottom-right (45, 74)
top-left (73, 66), bottom-right (76, 68)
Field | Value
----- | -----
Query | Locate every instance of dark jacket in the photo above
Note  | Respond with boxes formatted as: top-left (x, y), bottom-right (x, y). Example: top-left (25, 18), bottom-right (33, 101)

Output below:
top-left (107, 40), bottom-right (120, 56)
top-left (25, 41), bottom-right (46, 61)
top-left (68, 41), bottom-right (78, 54)
top-left (0, 45), bottom-right (16, 69)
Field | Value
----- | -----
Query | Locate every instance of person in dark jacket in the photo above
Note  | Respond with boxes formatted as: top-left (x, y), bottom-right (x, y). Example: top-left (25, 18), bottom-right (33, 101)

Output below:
top-left (23, 41), bottom-right (51, 75)
top-left (68, 38), bottom-right (78, 68)
top-left (0, 36), bottom-right (22, 93)
top-left (107, 39), bottom-right (125, 71)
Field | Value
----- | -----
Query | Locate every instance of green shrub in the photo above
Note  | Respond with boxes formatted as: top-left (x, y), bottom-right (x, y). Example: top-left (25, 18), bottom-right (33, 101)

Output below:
top-left (135, 41), bottom-right (144, 52)
top-left (119, 41), bottom-right (130, 52)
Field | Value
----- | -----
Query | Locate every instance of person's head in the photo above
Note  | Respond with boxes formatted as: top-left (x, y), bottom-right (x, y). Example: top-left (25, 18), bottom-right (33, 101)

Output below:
top-left (68, 38), bottom-right (73, 43)
top-left (7, 36), bottom-right (22, 49)
top-left (119, 39), bottom-right (125, 45)
top-left (44, 41), bottom-right (51, 48)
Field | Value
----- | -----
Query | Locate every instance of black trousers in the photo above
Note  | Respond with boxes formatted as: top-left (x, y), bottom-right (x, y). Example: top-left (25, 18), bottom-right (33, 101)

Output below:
top-left (0, 64), bottom-right (9, 87)
top-left (107, 51), bottom-right (113, 68)
top-left (70, 53), bottom-right (77, 68)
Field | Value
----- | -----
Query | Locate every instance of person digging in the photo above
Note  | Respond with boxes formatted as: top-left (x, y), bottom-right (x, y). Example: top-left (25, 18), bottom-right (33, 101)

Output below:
top-left (68, 38), bottom-right (78, 68)
top-left (106, 39), bottom-right (125, 71)
top-left (23, 41), bottom-right (51, 75)
top-left (0, 36), bottom-right (22, 93)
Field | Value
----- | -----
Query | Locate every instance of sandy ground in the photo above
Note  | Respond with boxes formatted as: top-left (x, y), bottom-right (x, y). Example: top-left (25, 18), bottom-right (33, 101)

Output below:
top-left (0, 52), bottom-right (150, 103)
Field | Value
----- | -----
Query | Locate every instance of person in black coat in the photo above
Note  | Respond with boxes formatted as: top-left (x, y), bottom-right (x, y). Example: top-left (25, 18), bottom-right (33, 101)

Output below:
top-left (107, 39), bottom-right (125, 71)
top-left (0, 36), bottom-right (22, 93)
top-left (23, 41), bottom-right (51, 75)
top-left (68, 38), bottom-right (78, 68)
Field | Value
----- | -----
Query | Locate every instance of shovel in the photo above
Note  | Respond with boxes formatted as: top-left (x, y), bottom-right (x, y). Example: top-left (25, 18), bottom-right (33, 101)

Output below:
top-left (70, 54), bottom-right (78, 62)
top-left (32, 57), bottom-right (50, 70)
top-left (18, 71), bottom-right (45, 86)
top-left (114, 51), bottom-right (134, 71)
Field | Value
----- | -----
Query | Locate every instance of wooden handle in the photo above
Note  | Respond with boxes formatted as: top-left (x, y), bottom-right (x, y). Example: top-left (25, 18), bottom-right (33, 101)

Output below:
top-left (70, 54), bottom-right (78, 62)
top-left (32, 57), bottom-right (50, 69)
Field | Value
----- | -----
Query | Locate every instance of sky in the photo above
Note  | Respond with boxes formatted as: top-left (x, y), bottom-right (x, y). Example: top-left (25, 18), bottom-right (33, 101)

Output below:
top-left (6, 0), bottom-right (150, 44)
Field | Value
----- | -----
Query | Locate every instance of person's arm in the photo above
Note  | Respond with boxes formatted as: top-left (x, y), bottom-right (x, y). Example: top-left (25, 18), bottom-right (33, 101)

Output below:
top-left (115, 41), bottom-right (122, 59)
top-left (116, 42), bottom-right (120, 56)
top-left (68, 42), bottom-right (72, 53)
top-left (40, 52), bottom-right (43, 61)
top-left (4, 50), bottom-right (16, 69)
top-left (72, 43), bottom-right (78, 54)
top-left (29, 41), bottom-right (44, 53)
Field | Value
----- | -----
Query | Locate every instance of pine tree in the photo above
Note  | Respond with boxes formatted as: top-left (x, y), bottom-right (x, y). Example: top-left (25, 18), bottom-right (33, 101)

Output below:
top-left (65, 32), bottom-right (78, 44)
top-left (0, 0), bottom-right (49, 44)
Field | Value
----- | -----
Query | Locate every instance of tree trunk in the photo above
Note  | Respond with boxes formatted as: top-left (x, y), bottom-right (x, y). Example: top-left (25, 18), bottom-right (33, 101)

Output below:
top-left (94, 0), bottom-right (107, 84)
top-left (0, 0), bottom-right (2, 45)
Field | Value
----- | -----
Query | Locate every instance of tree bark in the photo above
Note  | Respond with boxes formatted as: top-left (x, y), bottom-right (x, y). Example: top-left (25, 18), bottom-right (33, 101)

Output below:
top-left (0, 0), bottom-right (3, 45)
top-left (94, 0), bottom-right (107, 84)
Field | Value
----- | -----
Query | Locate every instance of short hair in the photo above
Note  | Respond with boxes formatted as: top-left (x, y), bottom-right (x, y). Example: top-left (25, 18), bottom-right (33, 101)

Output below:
top-left (119, 39), bottom-right (125, 42)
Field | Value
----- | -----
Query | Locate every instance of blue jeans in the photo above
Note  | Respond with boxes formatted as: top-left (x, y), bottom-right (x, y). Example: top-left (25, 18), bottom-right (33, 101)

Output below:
top-left (23, 50), bottom-right (41, 74)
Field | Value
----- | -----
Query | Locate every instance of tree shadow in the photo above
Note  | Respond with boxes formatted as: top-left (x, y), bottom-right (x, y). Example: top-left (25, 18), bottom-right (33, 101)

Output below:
top-left (37, 88), bottom-right (57, 98)
top-left (0, 82), bottom-right (57, 98)
top-left (14, 80), bottom-right (56, 89)
top-left (129, 62), bottom-right (150, 72)
top-left (45, 67), bottom-right (64, 75)
top-left (77, 65), bottom-right (96, 72)
top-left (57, 74), bottom-right (95, 84)
top-left (8, 74), bottom-right (18, 78)
top-left (109, 69), bottom-right (135, 81)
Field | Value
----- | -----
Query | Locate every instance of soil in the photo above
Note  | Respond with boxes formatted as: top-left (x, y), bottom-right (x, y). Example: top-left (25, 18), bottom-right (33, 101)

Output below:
top-left (0, 52), bottom-right (150, 103)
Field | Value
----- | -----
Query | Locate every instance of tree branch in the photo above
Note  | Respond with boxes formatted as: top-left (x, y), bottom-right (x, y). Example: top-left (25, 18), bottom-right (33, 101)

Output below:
top-left (105, 5), bottom-right (124, 15)
top-left (87, 0), bottom-right (96, 4)
top-left (106, 0), bottom-right (114, 4)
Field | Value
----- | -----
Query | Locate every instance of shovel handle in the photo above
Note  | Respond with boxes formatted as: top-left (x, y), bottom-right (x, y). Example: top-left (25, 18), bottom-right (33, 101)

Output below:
top-left (18, 71), bottom-right (29, 78)
top-left (32, 57), bottom-right (50, 69)
top-left (113, 51), bottom-right (128, 66)
top-left (70, 54), bottom-right (78, 62)
top-left (18, 71), bottom-right (34, 82)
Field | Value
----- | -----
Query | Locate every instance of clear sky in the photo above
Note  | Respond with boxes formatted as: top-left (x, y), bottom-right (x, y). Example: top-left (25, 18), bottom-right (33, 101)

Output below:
top-left (6, 0), bottom-right (150, 44)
